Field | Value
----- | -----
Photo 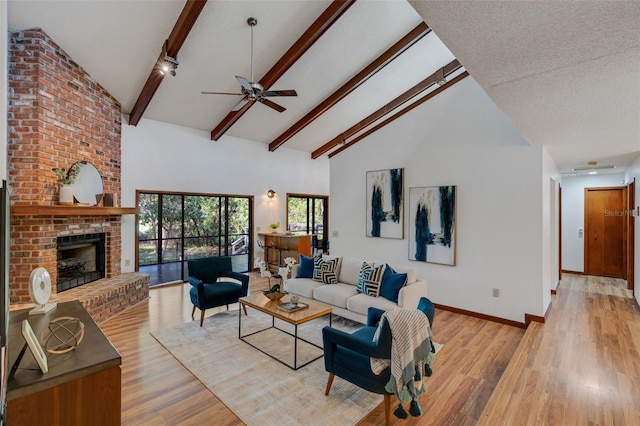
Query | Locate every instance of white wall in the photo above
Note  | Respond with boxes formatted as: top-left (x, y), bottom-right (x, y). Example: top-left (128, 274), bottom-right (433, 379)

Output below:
top-left (120, 118), bottom-right (330, 272)
top-left (1, 0), bottom-right (8, 181)
top-left (560, 172), bottom-right (626, 272)
top-left (330, 77), bottom-right (550, 322)
top-left (625, 158), bottom-right (640, 306)
top-left (543, 147), bottom-right (560, 309)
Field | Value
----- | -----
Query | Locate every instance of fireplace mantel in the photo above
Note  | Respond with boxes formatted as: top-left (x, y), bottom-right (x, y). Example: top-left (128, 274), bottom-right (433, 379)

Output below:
top-left (11, 205), bottom-right (138, 217)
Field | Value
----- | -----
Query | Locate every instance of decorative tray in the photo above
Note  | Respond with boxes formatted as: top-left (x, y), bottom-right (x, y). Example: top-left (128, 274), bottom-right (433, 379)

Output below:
top-left (277, 302), bottom-right (309, 312)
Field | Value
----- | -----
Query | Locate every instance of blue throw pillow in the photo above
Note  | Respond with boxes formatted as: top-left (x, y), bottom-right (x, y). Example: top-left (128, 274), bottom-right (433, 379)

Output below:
top-left (379, 265), bottom-right (407, 303)
top-left (297, 254), bottom-right (314, 278)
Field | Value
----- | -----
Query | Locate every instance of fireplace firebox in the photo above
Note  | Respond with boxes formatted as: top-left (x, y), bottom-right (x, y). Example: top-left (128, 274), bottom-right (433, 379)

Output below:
top-left (56, 233), bottom-right (106, 292)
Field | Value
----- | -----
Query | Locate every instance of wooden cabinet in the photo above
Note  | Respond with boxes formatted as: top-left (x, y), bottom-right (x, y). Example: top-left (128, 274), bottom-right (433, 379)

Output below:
top-left (258, 233), bottom-right (312, 273)
top-left (6, 301), bottom-right (121, 425)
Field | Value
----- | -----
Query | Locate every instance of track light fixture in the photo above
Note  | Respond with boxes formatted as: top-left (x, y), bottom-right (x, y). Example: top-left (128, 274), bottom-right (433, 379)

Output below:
top-left (435, 67), bottom-right (447, 86)
top-left (158, 54), bottom-right (179, 77)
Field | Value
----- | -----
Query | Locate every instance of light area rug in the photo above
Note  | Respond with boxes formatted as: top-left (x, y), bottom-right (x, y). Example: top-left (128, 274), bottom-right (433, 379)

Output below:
top-left (150, 310), bottom-right (381, 426)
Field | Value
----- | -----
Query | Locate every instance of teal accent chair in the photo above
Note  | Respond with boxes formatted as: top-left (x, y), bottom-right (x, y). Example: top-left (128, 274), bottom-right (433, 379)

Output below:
top-left (187, 257), bottom-right (250, 327)
top-left (322, 297), bottom-right (435, 425)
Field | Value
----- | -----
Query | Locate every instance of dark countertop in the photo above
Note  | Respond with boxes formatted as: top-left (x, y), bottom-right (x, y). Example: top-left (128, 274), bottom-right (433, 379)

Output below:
top-left (6, 300), bottom-right (121, 400)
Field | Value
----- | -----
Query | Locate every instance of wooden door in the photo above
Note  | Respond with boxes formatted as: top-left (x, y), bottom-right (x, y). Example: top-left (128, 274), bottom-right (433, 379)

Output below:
top-left (584, 186), bottom-right (627, 278)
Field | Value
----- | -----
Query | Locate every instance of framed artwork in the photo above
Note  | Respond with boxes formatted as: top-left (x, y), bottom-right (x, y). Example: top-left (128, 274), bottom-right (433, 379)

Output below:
top-left (366, 168), bottom-right (403, 239)
top-left (408, 186), bottom-right (456, 265)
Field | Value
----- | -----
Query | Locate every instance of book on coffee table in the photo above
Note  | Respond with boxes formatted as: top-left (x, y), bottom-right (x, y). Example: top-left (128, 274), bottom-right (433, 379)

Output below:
top-left (277, 301), bottom-right (309, 312)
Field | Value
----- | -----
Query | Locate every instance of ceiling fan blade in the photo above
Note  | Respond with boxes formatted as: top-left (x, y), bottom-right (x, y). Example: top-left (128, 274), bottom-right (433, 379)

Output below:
top-left (201, 91), bottom-right (243, 95)
top-left (259, 98), bottom-right (286, 113)
top-left (231, 98), bottom-right (251, 111)
top-left (235, 76), bottom-right (252, 92)
top-left (262, 89), bottom-right (297, 97)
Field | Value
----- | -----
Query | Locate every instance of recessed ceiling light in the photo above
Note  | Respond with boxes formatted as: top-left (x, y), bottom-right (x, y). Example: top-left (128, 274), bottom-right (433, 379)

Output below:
top-left (588, 171), bottom-right (598, 175)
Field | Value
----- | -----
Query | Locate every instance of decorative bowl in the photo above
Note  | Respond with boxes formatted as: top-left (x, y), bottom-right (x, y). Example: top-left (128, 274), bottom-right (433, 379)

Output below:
top-left (263, 291), bottom-right (287, 301)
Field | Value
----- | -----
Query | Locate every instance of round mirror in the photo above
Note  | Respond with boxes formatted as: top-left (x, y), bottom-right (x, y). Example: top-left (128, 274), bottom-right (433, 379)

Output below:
top-left (69, 161), bottom-right (103, 205)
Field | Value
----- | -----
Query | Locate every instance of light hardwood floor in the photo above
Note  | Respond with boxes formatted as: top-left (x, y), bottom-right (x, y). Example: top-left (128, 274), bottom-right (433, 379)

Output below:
top-left (99, 273), bottom-right (639, 425)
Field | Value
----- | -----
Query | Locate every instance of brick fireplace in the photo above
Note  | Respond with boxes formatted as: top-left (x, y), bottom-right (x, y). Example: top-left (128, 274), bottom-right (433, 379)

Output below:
top-left (7, 28), bottom-right (148, 320)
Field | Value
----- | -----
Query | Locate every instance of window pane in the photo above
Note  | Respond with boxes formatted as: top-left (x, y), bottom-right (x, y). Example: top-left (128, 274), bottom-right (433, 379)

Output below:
top-left (138, 193), bottom-right (158, 265)
top-left (161, 194), bottom-right (182, 264)
top-left (228, 197), bottom-right (250, 271)
top-left (184, 195), bottom-right (220, 260)
top-left (314, 198), bottom-right (325, 240)
top-left (287, 197), bottom-right (308, 233)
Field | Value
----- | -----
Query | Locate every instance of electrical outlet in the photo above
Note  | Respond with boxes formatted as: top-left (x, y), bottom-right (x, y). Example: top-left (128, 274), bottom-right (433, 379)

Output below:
top-left (125, 259), bottom-right (131, 267)
top-left (256, 226), bottom-right (261, 232)
top-left (332, 231), bottom-right (339, 238)
top-left (492, 288), bottom-right (500, 298)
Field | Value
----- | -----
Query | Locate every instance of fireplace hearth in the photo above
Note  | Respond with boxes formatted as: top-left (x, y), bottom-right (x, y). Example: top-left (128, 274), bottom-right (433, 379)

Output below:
top-left (57, 233), bottom-right (106, 292)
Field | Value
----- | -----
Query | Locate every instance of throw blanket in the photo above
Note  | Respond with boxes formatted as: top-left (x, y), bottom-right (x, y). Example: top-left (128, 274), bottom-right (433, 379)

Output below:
top-left (371, 309), bottom-right (434, 418)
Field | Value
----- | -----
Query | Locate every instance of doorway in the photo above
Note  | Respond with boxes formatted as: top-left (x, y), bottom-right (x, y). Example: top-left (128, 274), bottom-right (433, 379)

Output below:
top-left (584, 186), bottom-right (627, 279)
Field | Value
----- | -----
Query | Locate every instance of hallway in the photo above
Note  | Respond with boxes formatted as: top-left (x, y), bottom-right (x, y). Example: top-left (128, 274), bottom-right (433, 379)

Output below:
top-left (478, 273), bottom-right (640, 425)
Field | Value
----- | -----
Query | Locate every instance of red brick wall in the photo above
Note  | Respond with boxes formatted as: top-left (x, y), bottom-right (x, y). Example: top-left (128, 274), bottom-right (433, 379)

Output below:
top-left (7, 28), bottom-right (123, 303)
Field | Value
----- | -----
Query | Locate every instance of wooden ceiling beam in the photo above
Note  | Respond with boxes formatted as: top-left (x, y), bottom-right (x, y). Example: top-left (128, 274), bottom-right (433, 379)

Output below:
top-left (129, 0), bottom-right (207, 126)
top-left (268, 22), bottom-right (431, 152)
top-left (311, 59), bottom-right (463, 159)
top-left (328, 71), bottom-right (470, 158)
top-left (210, 0), bottom-right (356, 141)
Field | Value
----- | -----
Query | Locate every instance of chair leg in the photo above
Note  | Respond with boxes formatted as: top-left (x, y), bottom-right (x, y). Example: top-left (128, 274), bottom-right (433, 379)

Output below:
top-left (383, 394), bottom-right (391, 426)
top-left (226, 304), bottom-right (229, 311)
top-left (242, 304), bottom-right (248, 316)
top-left (199, 310), bottom-right (205, 327)
top-left (324, 373), bottom-right (335, 396)
top-left (191, 305), bottom-right (196, 320)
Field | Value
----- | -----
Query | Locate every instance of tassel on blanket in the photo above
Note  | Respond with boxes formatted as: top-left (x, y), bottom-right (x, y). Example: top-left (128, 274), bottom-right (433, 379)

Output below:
top-left (394, 404), bottom-right (408, 419)
top-left (409, 399), bottom-right (422, 417)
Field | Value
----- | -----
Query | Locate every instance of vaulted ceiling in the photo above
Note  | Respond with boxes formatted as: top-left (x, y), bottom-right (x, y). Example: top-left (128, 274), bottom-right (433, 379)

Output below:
top-left (8, 1), bottom-right (640, 174)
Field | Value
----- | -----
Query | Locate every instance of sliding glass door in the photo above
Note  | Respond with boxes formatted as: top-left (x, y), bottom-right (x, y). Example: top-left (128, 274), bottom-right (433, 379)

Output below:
top-left (287, 193), bottom-right (329, 253)
top-left (137, 191), bottom-right (253, 285)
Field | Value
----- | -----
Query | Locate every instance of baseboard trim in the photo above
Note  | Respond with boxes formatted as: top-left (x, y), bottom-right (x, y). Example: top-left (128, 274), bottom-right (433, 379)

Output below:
top-left (524, 301), bottom-right (552, 325)
top-left (562, 270), bottom-right (585, 275)
top-left (433, 303), bottom-right (526, 329)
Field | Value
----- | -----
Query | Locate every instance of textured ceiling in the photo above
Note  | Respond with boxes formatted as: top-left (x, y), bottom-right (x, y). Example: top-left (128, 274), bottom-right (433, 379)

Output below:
top-left (411, 0), bottom-right (640, 174)
top-left (8, 0), bottom-right (640, 174)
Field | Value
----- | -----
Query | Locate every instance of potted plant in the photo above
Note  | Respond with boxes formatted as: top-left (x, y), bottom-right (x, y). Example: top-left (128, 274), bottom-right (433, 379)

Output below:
top-left (269, 222), bottom-right (280, 233)
top-left (52, 165), bottom-right (79, 205)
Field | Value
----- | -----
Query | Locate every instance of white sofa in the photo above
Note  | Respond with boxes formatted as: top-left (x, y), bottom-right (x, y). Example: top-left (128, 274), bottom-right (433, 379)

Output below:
top-left (284, 256), bottom-right (428, 324)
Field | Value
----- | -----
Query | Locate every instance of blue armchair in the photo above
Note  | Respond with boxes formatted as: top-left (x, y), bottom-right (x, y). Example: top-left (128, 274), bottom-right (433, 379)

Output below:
top-left (187, 256), bottom-right (250, 327)
top-left (322, 297), bottom-right (435, 425)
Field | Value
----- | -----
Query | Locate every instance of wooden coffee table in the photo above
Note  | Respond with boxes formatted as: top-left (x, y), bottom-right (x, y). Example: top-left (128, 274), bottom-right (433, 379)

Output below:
top-left (238, 293), bottom-right (332, 370)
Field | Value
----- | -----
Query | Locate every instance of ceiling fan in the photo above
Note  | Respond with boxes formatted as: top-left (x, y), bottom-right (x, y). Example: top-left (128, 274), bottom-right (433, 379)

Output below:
top-left (201, 17), bottom-right (297, 113)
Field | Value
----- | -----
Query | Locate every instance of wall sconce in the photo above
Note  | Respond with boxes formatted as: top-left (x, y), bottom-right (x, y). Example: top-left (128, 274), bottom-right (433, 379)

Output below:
top-left (267, 189), bottom-right (276, 199)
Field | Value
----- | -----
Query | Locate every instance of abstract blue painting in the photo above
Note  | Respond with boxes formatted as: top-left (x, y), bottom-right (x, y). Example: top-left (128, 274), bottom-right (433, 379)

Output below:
top-left (409, 186), bottom-right (456, 265)
top-left (366, 168), bottom-right (403, 239)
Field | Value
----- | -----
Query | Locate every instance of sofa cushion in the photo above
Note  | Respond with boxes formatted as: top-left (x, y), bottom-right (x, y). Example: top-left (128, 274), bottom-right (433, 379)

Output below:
top-left (347, 293), bottom-right (398, 316)
top-left (379, 265), bottom-right (407, 303)
top-left (284, 278), bottom-right (324, 299)
top-left (297, 254), bottom-right (314, 278)
top-left (313, 256), bottom-right (340, 284)
top-left (387, 264), bottom-right (417, 284)
top-left (313, 283), bottom-right (358, 309)
top-left (338, 258), bottom-right (369, 285)
top-left (356, 262), bottom-right (385, 297)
